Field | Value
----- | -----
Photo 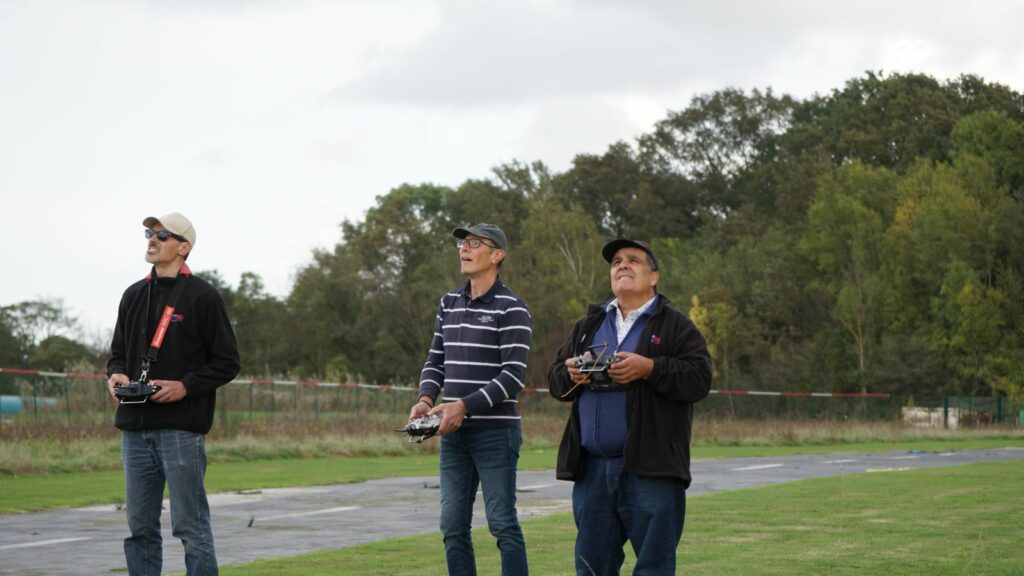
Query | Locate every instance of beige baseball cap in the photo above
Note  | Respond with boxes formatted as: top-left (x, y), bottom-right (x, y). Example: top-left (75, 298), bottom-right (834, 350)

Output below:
top-left (143, 212), bottom-right (196, 246)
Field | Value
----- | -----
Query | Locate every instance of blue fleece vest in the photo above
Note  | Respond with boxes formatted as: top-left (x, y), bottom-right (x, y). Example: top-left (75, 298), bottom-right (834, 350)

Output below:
top-left (578, 299), bottom-right (655, 457)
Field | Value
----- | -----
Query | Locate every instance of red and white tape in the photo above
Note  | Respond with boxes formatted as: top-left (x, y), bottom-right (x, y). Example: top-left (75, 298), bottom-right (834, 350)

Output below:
top-left (712, 389), bottom-right (890, 398)
top-left (0, 367), bottom-right (106, 379)
top-left (1, 367), bottom-right (890, 398)
top-left (0, 368), bottom-right (418, 391)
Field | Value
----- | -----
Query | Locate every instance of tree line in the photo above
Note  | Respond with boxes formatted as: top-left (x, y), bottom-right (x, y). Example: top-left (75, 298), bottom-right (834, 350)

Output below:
top-left (4, 72), bottom-right (1023, 401)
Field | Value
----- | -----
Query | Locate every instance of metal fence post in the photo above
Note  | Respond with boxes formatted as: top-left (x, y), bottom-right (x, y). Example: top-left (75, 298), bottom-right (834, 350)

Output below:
top-left (219, 390), bottom-right (227, 427)
top-left (313, 385), bottom-right (319, 419)
top-left (64, 380), bottom-right (71, 425)
top-left (942, 395), bottom-right (949, 429)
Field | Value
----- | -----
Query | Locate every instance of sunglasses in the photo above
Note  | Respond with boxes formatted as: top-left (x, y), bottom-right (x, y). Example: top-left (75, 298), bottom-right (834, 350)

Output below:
top-left (145, 228), bottom-right (188, 242)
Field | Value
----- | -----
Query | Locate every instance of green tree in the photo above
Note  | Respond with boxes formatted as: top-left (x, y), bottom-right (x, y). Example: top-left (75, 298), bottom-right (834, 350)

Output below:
top-left (640, 87), bottom-right (797, 214)
top-left (935, 261), bottom-right (1010, 395)
top-left (689, 288), bottom-right (739, 388)
top-left (1, 298), bottom-right (79, 348)
top-left (447, 178), bottom-right (527, 242)
top-left (552, 141), bottom-right (647, 238)
top-left (0, 311), bottom-right (24, 368)
top-left (945, 74), bottom-right (1024, 122)
top-left (516, 197), bottom-right (605, 383)
top-left (882, 161), bottom-right (998, 332)
top-left (194, 269), bottom-right (236, 314)
top-left (262, 70), bottom-right (1024, 398)
top-left (330, 183), bottom-right (458, 382)
top-left (952, 110), bottom-right (1024, 198)
top-left (794, 72), bottom-right (962, 171)
top-left (552, 141), bottom-right (706, 240)
top-left (30, 335), bottom-right (94, 372)
top-left (231, 272), bottom-right (290, 377)
top-left (802, 163), bottom-right (900, 392)
top-left (287, 245), bottom-right (367, 379)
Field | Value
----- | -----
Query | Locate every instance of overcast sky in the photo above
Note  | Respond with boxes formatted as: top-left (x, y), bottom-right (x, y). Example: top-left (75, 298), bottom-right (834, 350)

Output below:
top-left (1, 0), bottom-right (1022, 343)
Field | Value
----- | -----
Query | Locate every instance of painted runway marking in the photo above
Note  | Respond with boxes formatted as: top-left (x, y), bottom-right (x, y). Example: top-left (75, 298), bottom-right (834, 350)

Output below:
top-left (0, 537), bottom-right (90, 551)
top-left (518, 484), bottom-right (556, 491)
top-left (257, 506), bottom-right (360, 522)
top-left (887, 455), bottom-right (921, 460)
top-left (732, 464), bottom-right (784, 471)
top-left (823, 459), bottom-right (858, 464)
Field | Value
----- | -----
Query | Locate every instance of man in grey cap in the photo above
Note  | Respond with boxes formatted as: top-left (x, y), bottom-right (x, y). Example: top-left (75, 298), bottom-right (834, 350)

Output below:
top-left (547, 238), bottom-right (712, 576)
top-left (409, 223), bottom-right (532, 575)
top-left (107, 212), bottom-right (240, 576)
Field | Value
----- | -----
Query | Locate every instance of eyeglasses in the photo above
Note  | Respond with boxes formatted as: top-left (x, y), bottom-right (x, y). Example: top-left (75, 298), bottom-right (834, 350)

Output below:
top-left (145, 229), bottom-right (188, 243)
top-left (455, 238), bottom-right (497, 250)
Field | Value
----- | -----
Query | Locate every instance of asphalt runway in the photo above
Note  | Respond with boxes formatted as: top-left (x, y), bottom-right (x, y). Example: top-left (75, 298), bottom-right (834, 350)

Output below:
top-left (1, 447), bottom-right (1021, 575)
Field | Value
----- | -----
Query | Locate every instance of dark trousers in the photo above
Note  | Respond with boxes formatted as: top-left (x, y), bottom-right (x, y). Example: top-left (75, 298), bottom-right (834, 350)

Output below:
top-left (572, 454), bottom-right (686, 576)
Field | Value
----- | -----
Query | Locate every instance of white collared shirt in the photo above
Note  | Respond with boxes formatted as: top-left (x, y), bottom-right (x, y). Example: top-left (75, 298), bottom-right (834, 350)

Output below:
top-left (606, 294), bottom-right (658, 347)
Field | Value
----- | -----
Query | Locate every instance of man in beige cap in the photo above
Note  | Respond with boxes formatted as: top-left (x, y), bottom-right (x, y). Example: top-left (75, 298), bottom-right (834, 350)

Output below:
top-left (107, 212), bottom-right (240, 575)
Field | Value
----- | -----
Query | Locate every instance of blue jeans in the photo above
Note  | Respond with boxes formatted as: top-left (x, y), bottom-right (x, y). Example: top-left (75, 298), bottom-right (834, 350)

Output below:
top-left (121, 429), bottom-right (218, 576)
top-left (572, 455), bottom-right (686, 576)
top-left (439, 426), bottom-right (528, 576)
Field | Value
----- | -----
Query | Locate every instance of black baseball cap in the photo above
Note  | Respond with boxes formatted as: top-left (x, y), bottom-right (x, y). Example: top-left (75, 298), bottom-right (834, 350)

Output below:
top-left (602, 239), bottom-right (658, 271)
top-left (453, 223), bottom-right (508, 250)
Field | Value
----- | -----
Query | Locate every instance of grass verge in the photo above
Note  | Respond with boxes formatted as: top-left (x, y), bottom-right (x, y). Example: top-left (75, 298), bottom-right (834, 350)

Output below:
top-left (213, 459), bottom-right (1024, 576)
top-left (2, 437), bottom-right (1023, 514)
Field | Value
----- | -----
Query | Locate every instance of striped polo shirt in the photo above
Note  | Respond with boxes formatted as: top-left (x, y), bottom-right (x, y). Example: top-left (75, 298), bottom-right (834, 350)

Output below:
top-left (417, 277), bottom-right (532, 428)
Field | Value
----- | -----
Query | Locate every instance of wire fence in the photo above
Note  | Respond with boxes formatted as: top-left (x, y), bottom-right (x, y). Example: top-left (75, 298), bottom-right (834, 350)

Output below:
top-left (1, 369), bottom-right (1019, 429)
top-left (0, 370), bottom-right (568, 428)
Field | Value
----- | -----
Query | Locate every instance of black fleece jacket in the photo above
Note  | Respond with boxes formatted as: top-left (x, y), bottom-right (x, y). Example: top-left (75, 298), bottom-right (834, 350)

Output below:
top-left (547, 294), bottom-right (712, 487)
top-left (107, 265), bottom-right (241, 434)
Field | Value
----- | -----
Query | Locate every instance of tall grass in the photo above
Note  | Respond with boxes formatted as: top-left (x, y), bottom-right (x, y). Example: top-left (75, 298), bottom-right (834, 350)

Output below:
top-left (2, 412), bottom-right (1021, 476)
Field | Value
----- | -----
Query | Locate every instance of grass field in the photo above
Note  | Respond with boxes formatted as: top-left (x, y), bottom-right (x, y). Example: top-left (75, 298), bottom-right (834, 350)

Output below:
top-left (2, 418), bottom-right (1022, 574)
top-left (2, 436), bottom-right (1023, 514)
top-left (4, 414), bottom-right (1023, 476)
top-left (207, 459), bottom-right (1024, 576)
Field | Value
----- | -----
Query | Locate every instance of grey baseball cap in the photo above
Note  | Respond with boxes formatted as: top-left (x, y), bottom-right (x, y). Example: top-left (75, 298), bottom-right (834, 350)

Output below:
top-left (602, 238), bottom-right (658, 271)
top-left (452, 223), bottom-right (508, 250)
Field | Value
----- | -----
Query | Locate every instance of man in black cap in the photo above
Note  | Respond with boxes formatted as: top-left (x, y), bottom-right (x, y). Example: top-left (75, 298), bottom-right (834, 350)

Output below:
top-left (547, 238), bottom-right (712, 575)
top-left (409, 223), bottom-right (531, 575)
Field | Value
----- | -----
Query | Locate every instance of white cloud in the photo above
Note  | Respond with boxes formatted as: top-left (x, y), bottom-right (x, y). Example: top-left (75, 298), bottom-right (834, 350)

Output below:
top-left (1, 0), bottom-right (1023, 336)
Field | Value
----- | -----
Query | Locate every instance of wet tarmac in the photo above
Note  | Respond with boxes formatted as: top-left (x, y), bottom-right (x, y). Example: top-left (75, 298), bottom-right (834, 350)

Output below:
top-left (1, 447), bottom-right (1020, 575)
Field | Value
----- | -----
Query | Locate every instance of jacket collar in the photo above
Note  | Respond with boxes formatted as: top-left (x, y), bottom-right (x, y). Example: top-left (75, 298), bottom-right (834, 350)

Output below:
top-left (145, 263), bottom-right (192, 282)
top-left (588, 293), bottom-right (667, 319)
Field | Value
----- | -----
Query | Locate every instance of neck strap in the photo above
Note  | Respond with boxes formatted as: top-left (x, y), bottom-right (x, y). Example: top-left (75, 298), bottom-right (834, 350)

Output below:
top-left (140, 273), bottom-right (188, 380)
